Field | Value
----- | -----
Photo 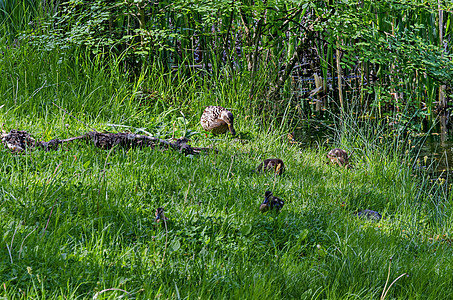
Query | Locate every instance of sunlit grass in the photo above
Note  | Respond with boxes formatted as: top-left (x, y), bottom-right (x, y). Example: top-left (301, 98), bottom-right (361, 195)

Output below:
top-left (1, 40), bottom-right (453, 300)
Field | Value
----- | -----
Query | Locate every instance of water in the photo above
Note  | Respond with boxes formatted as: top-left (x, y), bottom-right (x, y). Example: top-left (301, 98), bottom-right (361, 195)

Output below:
top-left (414, 135), bottom-right (453, 178)
top-left (293, 121), bottom-right (453, 179)
top-left (291, 121), bottom-right (335, 148)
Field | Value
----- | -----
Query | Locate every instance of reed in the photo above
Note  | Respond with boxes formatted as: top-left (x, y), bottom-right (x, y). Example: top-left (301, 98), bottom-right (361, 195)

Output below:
top-left (1, 3), bottom-right (453, 298)
top-left (3, 0), bottom-right (452, 128)
top-left (0, 31), bottom-right (453, 299)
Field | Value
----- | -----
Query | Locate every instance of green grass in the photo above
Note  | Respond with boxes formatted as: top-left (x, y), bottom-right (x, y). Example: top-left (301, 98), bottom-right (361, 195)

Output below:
top-left (1, 42), bottom-right (453, 299)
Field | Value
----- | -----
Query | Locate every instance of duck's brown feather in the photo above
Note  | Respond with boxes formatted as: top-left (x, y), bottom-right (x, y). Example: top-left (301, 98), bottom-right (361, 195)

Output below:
top-left (256, 158), bottom-right (285, 175)
top-left (200, 106), bottom-right (235, 135)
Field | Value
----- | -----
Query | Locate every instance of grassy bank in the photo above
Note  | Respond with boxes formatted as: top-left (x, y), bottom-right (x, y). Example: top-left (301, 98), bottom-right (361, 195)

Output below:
top-left (1, 44), bottom-right (453, 299)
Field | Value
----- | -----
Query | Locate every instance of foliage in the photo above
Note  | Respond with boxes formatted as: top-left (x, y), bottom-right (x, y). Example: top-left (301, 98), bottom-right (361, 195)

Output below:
top-left (0, 3), bottom-right (453, 297)
top-left (1, 41), bottom-right (453, 299)
top-left (3, 0), bottom-right (453, 131)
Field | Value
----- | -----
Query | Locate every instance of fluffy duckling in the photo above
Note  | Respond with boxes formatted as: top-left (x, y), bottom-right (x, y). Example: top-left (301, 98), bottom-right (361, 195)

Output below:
top-left (327, 148), bottom-right (350, 167)
top-left (259, 191), bottom-right (284, 213)
top-left (256, 158), bottom-right (285, 175)
top-left (200, 106), bottom-right (236, 135)
top-left (154, 207), bottom-right (169, 225)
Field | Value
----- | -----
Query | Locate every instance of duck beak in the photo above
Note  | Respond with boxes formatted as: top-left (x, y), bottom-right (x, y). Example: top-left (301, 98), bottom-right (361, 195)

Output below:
top-left (260, 198), bottom-right (270, 212)
top-left (228, 124), bottom-right (236, 136)
top-left (155, 211), bottom-right (162, 222)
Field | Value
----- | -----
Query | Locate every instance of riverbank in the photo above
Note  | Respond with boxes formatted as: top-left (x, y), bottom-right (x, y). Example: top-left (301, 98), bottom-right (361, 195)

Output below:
top-left (1, 46), bottom-right (452, 299)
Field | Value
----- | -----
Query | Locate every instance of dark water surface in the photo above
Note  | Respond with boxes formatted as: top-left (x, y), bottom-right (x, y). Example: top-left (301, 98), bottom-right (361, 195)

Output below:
top-left (293, 122), bottom-right (453, 179)
top-left (415, 135), bottom-right (453, 178)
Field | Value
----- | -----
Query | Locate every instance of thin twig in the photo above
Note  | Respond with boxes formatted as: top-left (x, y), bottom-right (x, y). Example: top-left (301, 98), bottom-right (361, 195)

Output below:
top-left (60, 135), bottom-right (87, 143)
top-left (381, 257), bottom-right (393, 300)
top-left (381, 257), bottom-right (408, 300)
top-left (27, 80), bottom-right (47, 102)
top-left (382, 273), bottom-right (408, 300)
top-left (14, 77), bottom-right (18, 106)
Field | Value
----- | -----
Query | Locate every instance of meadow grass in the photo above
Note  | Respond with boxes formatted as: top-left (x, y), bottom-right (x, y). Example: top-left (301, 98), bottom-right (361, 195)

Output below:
top-left (1, 42), bottom-right (453, 299)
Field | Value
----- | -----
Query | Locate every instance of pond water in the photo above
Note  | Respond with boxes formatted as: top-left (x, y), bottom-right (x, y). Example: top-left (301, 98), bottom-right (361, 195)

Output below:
top-left (293, 122), bottom-right (453, 180)
top-left (415, 135), bottom-right (453, 179)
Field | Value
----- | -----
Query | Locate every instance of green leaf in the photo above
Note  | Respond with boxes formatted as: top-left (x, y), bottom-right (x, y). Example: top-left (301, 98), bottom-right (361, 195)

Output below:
top-left (241, 224), bottom-right (252, 236)
top-left (83, 160), bottom-right (90, 169)
top-left (171, 239), bottom-right (181, 252)
top-left (297, 229), bottom-right (309, 245)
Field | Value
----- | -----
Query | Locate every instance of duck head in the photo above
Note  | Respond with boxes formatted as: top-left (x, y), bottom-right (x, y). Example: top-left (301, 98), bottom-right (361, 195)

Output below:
top-left (220, 110), bottom-right (236, 136)
top-left (155, 207), bottom-right (167, 223)
top-left (260, 191), bottom-right (284, 212)
top-left (260, 191), bottom-right (273, 212)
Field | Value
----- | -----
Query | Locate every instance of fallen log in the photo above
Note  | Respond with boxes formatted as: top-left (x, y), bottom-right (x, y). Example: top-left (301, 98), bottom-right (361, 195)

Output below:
top-left (1, 129), bottom-right (215, 155)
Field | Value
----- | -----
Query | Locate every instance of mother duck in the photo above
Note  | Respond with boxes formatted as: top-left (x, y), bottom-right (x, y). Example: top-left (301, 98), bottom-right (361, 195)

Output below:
top-left (200, 106), bottom-right (236, 136)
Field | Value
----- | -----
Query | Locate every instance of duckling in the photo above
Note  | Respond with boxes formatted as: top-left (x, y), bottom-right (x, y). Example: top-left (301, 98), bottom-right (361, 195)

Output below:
top-left (327, 148), bottom-right (349, 167)
top-left (355, 209), bottom-right (382, 221)
top-left (259, 191), bottom-right (284, 213)
top-left (200, 106), bottom-right (236, 135)
top-left (256, 158), bottom-right (285, 175)
top-left (287, 132), bottom-right (297, 144)
top-left (154, 207), bottom-right (169, 225)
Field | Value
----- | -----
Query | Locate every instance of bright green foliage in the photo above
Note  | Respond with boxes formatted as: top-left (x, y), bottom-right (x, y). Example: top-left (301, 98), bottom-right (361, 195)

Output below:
top-left (3, 0), bottom-right (453, 130)
top-left (1, 3), bottom-right (453, 298)
top-left (1, 39), bottom-right (453, 299)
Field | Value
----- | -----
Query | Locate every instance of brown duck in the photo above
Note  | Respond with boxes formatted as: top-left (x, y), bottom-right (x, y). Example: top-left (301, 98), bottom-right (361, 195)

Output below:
top-left (200, 106), bottom-right (236, 135)
top-left (256, 158), bottom-right (285, 175)
top-left (327, 148), bottom-right (350, 168)
top-left (259, 191), bottom-right (284, 213)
